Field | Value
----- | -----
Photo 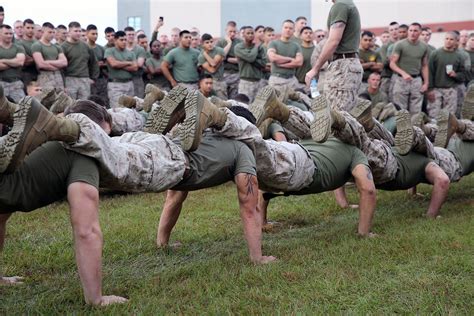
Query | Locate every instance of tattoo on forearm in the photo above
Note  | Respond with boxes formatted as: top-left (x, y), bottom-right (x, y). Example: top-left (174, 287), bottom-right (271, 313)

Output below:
top-left (331, 22), bottom-right (346, 29)
top-left (365, 166), bottom-right (373, 180)
top-left (245, 174), bottom-right (255, 196)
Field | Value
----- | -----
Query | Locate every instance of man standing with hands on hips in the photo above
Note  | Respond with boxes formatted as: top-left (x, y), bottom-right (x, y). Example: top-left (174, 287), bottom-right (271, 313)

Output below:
top-left (305, 0), bottom-right (363, 112)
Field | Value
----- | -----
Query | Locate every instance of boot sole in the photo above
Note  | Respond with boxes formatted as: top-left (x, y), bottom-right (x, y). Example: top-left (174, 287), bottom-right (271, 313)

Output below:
top-left (394, 110), bottom-right (413, 155)
top-left (434, 110), bottom-right (450, 148)
top-left (249, 86), bottom-right (274, 126)
top-left (310, 95), bottom-right (331, 143)
top-left (179, 91), bottom-right (203, 151)
top-left (461, 85), bottom-right (474, 120)
top-left (350, 99), bottom-right (373, 130)
top-left (144, 86), bottom-right (187, 134)
top-left (4, 97), bottom-right (38, 173)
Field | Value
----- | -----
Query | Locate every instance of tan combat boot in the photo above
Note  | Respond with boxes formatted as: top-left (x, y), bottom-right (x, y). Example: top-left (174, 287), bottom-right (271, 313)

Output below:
top-left (434, 110), bottom-right (462, 148)
top-left (0, 86), bottom-right (17, 126)
top-left (144, 85), bottom-right (188, 134)
top-left (350, 98), bottom-right (374, 132)
top-left (209, 96), bottom-right (232, 108)
top-left (5, 96), bottom-right (80, 173)
top-left (37, 87), bottom-right (57, 109)
top-left (249, 86), bottom-right (290, 126)
top-left (50, 91), bottom-right (75, 114)
top-left (179, 90), bottom-right (228, 151)
top-left (142, 84), bottom-right (166, 112)
top-left (394, 109), bottom-right (414, 155)
top-left (118, 95), bottom-right (137, 108)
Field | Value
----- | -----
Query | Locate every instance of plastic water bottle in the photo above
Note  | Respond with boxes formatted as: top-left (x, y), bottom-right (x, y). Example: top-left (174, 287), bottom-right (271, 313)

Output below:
top-left (310, 78), bottom-right (320, 98)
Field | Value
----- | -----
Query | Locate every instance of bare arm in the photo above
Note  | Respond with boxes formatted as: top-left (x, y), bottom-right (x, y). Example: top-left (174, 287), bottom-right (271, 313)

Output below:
top-left (106, 55), bottom-right (132, 69)
top-left (267, 48), bottom-right (292, 64)
top-left (123, 60), bottom-right (138, 72)
top-left (0, 213), bottom-right (23, 285)
top-left (147, 62), bottom-right (163, 75)
top-left (160, 60), bottom-right (177, 87)
top-left (424, 163), bottom-right (450, 218)
top-left (420, 55), bottom-right (429, 92)
top-left (0, 61), bottom-right (8, 70)
top-left (157, 190), bottom-right (189, 247)
top-left (203, 51), bottom-right (223, 67)
top-left (32, 52), bottom-right (59, 71)
top-left (235, 173), bottom-right (276, 264)
top-left (352, 165), bottom-right (376, 236)
top-left (24, 54), bottom-right (34, 66)
top-left (46, 53), bottom-right (68, 69)
top-left (68, 182), bottom-right (127, 306)
top-left (201, 61), bottom-right (218, 74)
top-left (0, 53), bottom-right (25, 68)
top-left (278, 52), bottom-right (304, 68)
top-left (389, 53), bottom-right (412, 80)
top-left (305, 22), bottom-right (345, 85)
top-left (136, 56), bottom-right (145, 68)
top-left (222, 37), bottom-right (232, 56)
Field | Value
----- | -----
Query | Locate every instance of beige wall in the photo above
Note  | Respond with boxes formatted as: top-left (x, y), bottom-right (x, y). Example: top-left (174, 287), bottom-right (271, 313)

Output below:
top-left (149, 0), bottom-right (221, 36)
top-left (310, 0), bottom-right (473, 31)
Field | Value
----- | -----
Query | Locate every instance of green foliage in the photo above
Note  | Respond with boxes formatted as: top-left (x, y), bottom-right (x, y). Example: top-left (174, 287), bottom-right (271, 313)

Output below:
top-left (1, 177), bottom-right (474, 314)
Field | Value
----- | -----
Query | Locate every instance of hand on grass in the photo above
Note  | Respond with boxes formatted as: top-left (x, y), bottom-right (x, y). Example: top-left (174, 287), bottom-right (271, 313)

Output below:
top-left (99, 295), bottom-right (128, 306)
top-left (0, 276), bottom-right (24, 285)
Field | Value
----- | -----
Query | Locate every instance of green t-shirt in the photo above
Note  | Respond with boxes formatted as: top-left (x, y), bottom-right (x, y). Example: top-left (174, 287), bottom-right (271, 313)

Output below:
top-left (428, 48), bottom-right (465, 89)
top-left (172, 134), bottom-right (256, 191)
top-left (359, 48), bottom-right (382, 81)
top-left (0, 142), bottom-right (99, 213)
top-left (216, 38), bottom-right (242, 73)
top-left (18, 39), bottom-right (37, 75)
top-left (327, 0), bottom-right (361, 54)
top-left (61, 40), bottom-right (99, 78)
top-left (0, 44), bottom-right (26, 80)
top-left (197, 46), bottom-right (225, 79)
top-left (234, 43), bottom-right (266, 81)
top-left (363, 88), bottom-right (388, 106)
top-left (447, 138), bottom-right (474, 176)
top-left (295, 45), bottom-right (315, 83)
top-left (392, 39), bottom-right (428, 76)
top-left (145, 56), bottom-right (169, 87)
top-left (268, 39), bottom-right (302, 77)
top-left (466, 49), bottom-right (474, 77)
top-left (376, 151), bottom-right (431, 191)
top-left (128, 45), bottom-right (147, 77)
top-left (293, 137), bottom-right (368, 195)
top-left (104, 47), bottom-right (136, 80)
top-left (380, 41), bottom-right (395, 78)
top-left (31, 41), bottom-right (63, 61)
top-left (163, 47), bottom-right (199, 83)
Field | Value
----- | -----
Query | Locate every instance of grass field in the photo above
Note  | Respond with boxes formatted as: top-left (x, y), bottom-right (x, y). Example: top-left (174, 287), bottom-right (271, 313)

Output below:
top-left (1, 175), bottom-right (473, 314)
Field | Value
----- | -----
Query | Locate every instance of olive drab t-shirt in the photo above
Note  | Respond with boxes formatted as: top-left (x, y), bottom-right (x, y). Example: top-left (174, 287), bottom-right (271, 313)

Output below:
top-left (327, 0), bottom-right (361, 54)
top-left (31, 41), bottom-right (63, 61)
top-left (0, 44), bottom-right (26, 80)
top-left (61, 40), bottom-right (99, 78)
top-left (197, 46), bottom-right (225, 80)
top-left (216, 37), bottom-right (242, 73)
top-left (268, 39), bottom-right (302, 77)
top-left (359, 48), bottom-right (382, 81)
top-left (447, 138), bottom-right (474, 176)
top-left (428, 48), bottom-right (465, 89)
top-left (392, 39), bottom-right (428, 76)
top-left (295, 45), bottom-right (315, 83)
top-left (104, 47), bottom-right (136, 80)
top-left (163, 47), bottom-right (200, 83)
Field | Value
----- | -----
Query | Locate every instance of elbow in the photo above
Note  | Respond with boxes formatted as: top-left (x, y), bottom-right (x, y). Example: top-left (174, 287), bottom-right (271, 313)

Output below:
top-left (359, 183), bottom-right (376, 200)
top-left (435, 174), bottom-right (450, 192)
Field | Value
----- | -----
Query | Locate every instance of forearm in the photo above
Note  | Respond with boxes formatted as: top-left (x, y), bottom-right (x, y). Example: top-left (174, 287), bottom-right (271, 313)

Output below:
top-left (157, 190), bottom-right (187, 246)
top-left (46, 59), bottom-right (66, 68)
top-left (235, 49), bottom-right (258, 63)
top-left (389, 60), bottom-right (407, 76)
top-left (313, 38), bottom-right (338, 71)
top-left (421, 64), bottom-right (429, 85)
top-left (357, 189), bottom-right (376, 236)
top-left (161, 64), bottom-right (176, 85)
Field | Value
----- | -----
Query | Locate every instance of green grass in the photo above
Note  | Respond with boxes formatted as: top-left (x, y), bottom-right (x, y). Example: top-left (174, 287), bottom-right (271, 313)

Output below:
top-left (1, 175), bottom-right (474, 314)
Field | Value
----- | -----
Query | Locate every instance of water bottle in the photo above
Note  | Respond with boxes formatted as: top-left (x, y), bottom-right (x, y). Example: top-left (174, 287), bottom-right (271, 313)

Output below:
top-left (310, 78), bottom-right (320, 98)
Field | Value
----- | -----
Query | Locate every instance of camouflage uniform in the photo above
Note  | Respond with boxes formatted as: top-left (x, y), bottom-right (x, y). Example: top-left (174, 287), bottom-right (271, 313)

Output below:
top-left (434, 147), bottom-right (462, 182)
top-left (391, 74), bottom-right (423, 115)
top-left (0, 80), bottom-right (25, 103)
top-left (268, 75), bottom-right (299, 90)
top-left (213, 108), bottom-right (314, 192)
top-left (223, 72), bottom-right (240, 99)
top-left (108, 107), bottom-right (146, 135)
top-left (238, 79), bottom-right (265, 102)
top-left (91, 77), bottom-right (108, 103)
top-left (65, 77), bottom-right (91, 100)
top-left (65, 113), bottom-right (186, 192)
top-left (426, 87), bottom-right (457, 118)
top-left (212, 79), bottom-right (228, 100)
top-left (178, 82), bottom-right (198, 92)
top-left (37, 71), bottom-right (64, 91)
top-left (108, 81), bottom-right (134, 108)
top-left (325, 58), bottom-right (363, 111)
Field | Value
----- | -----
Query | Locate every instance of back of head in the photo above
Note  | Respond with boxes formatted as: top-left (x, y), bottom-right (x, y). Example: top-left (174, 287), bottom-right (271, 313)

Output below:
top-left (64, 100), bottom-right (112, 126)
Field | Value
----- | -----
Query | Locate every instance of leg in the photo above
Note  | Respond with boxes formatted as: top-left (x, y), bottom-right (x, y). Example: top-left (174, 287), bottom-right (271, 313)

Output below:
top-left (235, 173), bottom-right (276, 264)
top-left (426, 88), bottom-right (442, 119)
top-left (391, 74), bottom-right (409, 111)
top-left (0, 212), bottom-right (23, 285)
top-left (157, 190), bottom-right (188, 247)
top-left (408, 77), bottom-right (423, 115)
top-left (68, 182), bottom-right (127, 306)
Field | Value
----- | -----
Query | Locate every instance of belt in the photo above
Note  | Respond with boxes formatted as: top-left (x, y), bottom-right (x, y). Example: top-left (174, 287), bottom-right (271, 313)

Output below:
top-left (272, 73), bottom-right (294, 79)
top-left (0, 77), bottom-right (21, 83)
top-left (177, 81), bottom-right (197, 84)
top-left (396, 73), bottom-right (421, 78)
top-left (332, 52), bottom-right (358, 61)
top-left (108, 78), bottom-right (132, 83)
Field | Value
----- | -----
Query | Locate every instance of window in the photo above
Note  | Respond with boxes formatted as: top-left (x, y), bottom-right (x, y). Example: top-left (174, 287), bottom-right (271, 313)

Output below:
top-left (127, 16), bottom-right (141, 30)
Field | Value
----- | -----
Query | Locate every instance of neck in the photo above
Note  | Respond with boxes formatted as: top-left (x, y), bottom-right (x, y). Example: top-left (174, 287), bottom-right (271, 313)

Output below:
top-left (367, 86), bottom-right (377, 94)
top-left (68, 37), bottom-right (78, 43)
top-left (408, 38), bottom-right (418, 44)
top-left (88, 40), bottom-right (96, 47)
top-left (302, 40), bottom-right (313, 48)
top-left (24, 35), bottom-right (34, 41)
top-left (40, 38), bottom-right (50, 45)
top-left (280, 36), bottom-right (289, 42)
top-left (444, 46), bottom-right (455, 52)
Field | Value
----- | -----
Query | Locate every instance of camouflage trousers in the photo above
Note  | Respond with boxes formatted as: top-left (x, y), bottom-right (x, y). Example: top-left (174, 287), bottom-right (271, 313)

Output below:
top-left (108, 81), bottom-right (134, 108)
top-left (223, 72), bottom-right (240, 99)
top-left (380, 77), bottom-right (393, 102)
top-left (133, 76), bottom-right (145, 98)
top-left (65, 113), bottom-right (186, 192)
top-left (434, 147), bottom-right (462, 182)
top-left (212, 78), bottom-right (228, 100)
top-left (325, 58), bottom-right (362, 112)
top-left (238, 79), bottom-right (264, 102)
top-left (0, 80), bottom-right (25, 103)
top-left (318, 69), bottom-right (328, 94)
top-left (177, 82), bottom-right (198, 92)
top-left (332, 112), bottom-right (397, 184)
top-left (214, 108), bottom-right (314, 192)
top-left (108, 107), bottom-right (146, 135)
top-left (391, 74), bottom-right (423, 115)
top-left (456, 83), bottom-right (466, 111)
top-left (423, 119), bottom-right (474, 143)
top-left (65, 77), bottom-right (91, 100)
top-left (91, 77), bottom-right (108, 103)
top-left (426, 87), bottom-right (457, 119)
top-left (268, 75), bottom-right (299, 90)
top-left (37, 71), bottom-right (64, 90)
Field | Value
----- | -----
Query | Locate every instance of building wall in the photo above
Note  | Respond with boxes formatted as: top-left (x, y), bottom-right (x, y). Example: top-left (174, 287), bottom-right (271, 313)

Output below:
top-left (117, 0), bottom-right (151, 33)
